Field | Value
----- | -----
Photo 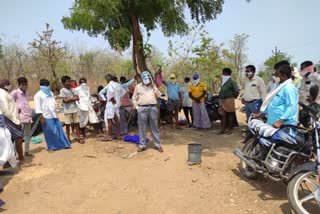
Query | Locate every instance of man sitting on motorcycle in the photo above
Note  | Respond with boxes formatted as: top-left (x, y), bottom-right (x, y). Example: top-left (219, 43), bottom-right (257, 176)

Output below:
top-left (251, 65), bottom-right (299, 128)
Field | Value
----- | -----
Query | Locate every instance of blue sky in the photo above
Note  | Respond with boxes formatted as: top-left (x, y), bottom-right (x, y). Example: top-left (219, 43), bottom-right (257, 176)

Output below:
top-left (0, 0), bottom-right (319, 68)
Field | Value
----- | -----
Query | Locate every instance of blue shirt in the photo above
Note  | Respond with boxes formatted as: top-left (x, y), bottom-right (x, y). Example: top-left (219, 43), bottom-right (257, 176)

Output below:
top-left (264, 83), bottom-right (298, 125)
top-left (164, 82), bottom-right (180, 100)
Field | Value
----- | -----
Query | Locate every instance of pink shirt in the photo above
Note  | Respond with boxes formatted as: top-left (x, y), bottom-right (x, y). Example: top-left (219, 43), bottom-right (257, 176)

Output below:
top-left (11, 88), bottom-right (33, 123)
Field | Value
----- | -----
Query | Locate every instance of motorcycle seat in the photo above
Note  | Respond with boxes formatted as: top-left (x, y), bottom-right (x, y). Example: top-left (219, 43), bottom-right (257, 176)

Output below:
top-left (248, 119), bottom-right (279, 137)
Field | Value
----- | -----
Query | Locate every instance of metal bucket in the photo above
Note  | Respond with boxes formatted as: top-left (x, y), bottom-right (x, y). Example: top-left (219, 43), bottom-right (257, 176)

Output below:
top-left (188, 143), bottom-right (202, 165)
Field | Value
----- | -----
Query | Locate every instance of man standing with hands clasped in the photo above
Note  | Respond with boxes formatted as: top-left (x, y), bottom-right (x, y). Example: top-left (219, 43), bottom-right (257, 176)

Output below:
top-left (132, 71), bottom-right (163, 153)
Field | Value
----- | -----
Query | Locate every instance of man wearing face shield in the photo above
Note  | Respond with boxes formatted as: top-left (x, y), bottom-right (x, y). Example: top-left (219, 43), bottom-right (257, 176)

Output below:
top-left (0, 79), bottom-right (25, 164)
top-left (188, 74), bottom-right (211, 130)
top-left (11, 77), bottom-right (33, 157)
top-left (74, 78), bottom-right (99, 137)
top-left (299, 61), bottom-right (320, 104)
top-left (242, 65), bottom-right (267, 122)
top-left (132, 71), bottom-right (163, 153)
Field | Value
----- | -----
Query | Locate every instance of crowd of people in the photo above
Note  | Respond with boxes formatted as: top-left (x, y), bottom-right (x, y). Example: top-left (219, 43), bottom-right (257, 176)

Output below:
top-left (0, 59), bottom-right (319, 191)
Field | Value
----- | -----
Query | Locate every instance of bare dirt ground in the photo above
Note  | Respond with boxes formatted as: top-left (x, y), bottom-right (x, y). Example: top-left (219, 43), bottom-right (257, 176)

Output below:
top-left (0, 101), bottom-right (295, 214)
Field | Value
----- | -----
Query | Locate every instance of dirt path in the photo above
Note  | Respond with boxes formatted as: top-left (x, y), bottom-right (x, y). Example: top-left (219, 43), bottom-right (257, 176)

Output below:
top-left (0, 108), bottom-right (295, 214)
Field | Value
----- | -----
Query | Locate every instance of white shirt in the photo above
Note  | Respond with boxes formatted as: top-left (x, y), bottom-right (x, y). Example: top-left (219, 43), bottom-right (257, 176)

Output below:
top-left (74, 84), bottom-right (93, 111)
top-left (34, 91), bottom-right (58, 119)
top-left (180, 84), bottom-right (192, 107)
top-left (243, 76), bottom-right (267, 101)
top-left (0, 88), bottom-right (20, 125)
top-left (106, 81), bottom-right (124, 108)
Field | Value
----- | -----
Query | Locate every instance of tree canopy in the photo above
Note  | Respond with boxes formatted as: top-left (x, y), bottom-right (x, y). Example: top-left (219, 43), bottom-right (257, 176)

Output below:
top-left (62, 0), bottom-right (225, 73)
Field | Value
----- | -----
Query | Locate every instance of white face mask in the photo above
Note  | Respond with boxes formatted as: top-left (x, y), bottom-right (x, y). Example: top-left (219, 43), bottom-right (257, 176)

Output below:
top-left (4, 84), bottom-right (12, 91)
top-left (221, 75), bottom-right (230, 84)
top-left (142, 78), bottom-right (151, 85)
top-left (191, 79), bottom-right (199, 86)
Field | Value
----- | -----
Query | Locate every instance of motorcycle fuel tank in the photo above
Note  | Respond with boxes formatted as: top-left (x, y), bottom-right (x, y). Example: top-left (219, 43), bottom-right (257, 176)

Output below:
top-left (271, 127), bottom-right (305, 145)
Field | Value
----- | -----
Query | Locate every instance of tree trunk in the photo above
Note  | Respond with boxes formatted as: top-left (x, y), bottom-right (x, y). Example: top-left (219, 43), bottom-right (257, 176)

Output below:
top-left (129, 0), bottom-right (148, 73)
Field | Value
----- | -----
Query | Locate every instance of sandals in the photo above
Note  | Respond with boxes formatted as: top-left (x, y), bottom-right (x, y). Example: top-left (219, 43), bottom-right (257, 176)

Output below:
top-left (78, 136), bottom-right (85, 144)
top-left (175, 125), bottom-right (183, 130)
top-left (101, 136), bottom-right (113, 141)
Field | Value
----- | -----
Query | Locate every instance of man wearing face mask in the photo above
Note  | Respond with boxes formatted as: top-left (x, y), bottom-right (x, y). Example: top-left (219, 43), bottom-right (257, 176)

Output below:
top-left (99, 74), bottom-right (124, 141)
top-left (74, 78), bottom-right (99, 138)
top-left (252, 65), bottom-right (298, 127)
top-left (162, 73), bottom-right (182, 129)
top-left (34, 79), bottom-right (71, 151)
top-left (217, 68), bottom-right (239, 135)
top-left (299, 61), bottom-right (320, 104)
top-left (10, 77), bottom-right (33, 157)
top-left (0, 79), bottom-right (25, 165)
top-left (291, 66), bottom-right (302, 88)
top-left (242, 65), bottom-right (267, 122)
top-left (188, 74), bottom-right (211, 130)
top-left (266, 74), bottom-right (278, 93)
top-left (132, 71), bottom-right (163, 153)
top-left (180, 77), bottom-right (193, 127)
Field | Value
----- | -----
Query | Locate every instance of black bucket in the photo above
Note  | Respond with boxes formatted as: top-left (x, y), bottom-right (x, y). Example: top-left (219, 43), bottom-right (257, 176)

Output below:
top-left (188, 143), bottom-right (202, 165)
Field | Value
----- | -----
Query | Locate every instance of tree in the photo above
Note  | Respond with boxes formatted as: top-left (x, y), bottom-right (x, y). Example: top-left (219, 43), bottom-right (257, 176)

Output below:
top-left (0, 38), bottom-right (3, 60)
top-left (229, 33), bottom-right (249, 84)
top-left (79, 51), bottom-right (95, 77)
top-left (192, 35), bottom-right (234, 93)
top-left (258, 51), bottom-right (292, 83)
top-left (264, 51), bottom-right (291, 73)
top-left (61, 0), bottom-right (225, 73)
top-left (29, 23), bottom-right (67, 91)
top-left (0, 42), bottom-right (25, 81)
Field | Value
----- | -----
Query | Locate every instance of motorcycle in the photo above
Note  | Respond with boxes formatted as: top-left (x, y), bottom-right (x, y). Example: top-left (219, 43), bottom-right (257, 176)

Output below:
top-left (205, 95), bottom-right (220, 122)
top-left (287, 103), bottom-right (320, 213)
top-left (234, 103), bottom-right (320, 213)
top-left (159, 94), bottom-right (170, 124)
top-left (205, 94), bottom-right (239, 126)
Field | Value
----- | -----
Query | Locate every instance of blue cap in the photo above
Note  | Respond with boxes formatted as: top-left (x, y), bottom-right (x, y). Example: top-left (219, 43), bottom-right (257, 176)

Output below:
top-left (193, 73), bottom-right (200, 80)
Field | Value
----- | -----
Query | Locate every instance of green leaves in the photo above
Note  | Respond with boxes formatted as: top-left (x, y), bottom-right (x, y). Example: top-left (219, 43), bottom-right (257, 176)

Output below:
top-left (62, 0), bottom-right (226, 72)
top-left (62, 0), bottom-right (225, 51)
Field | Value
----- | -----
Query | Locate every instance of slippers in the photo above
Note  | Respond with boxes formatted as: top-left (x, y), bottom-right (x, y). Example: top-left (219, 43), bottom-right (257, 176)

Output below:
top-left (0, 171), bottom-right (14, 176)
top-left (101, 137), bottom-right (113, 141)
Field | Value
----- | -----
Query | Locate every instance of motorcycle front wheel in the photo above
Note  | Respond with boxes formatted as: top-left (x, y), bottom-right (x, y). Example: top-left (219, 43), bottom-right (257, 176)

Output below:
top-left (287, 171), bottom-right (320, 214)
top-left (239, 138), bottom-right (261, 180)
